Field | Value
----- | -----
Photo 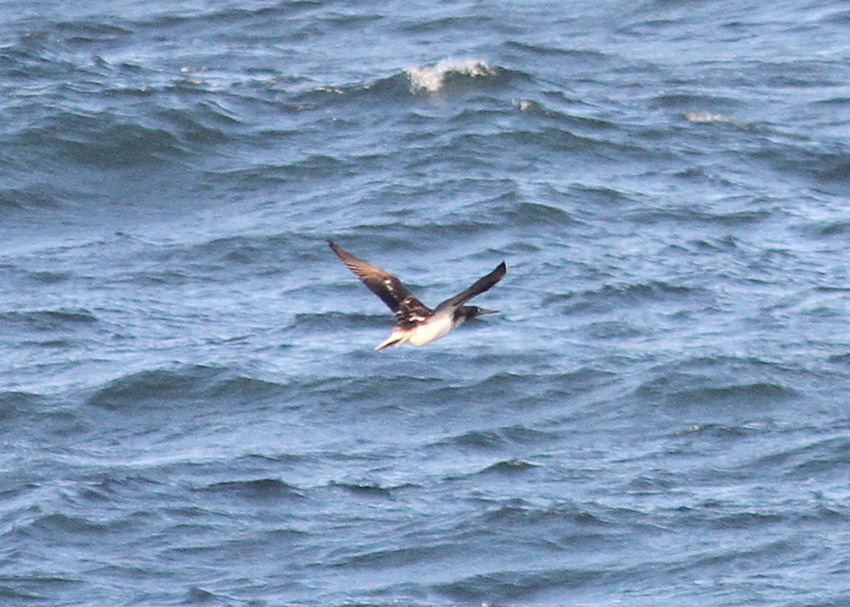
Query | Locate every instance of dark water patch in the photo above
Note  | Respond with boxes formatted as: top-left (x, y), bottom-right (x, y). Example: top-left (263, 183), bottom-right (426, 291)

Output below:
top-left (321, 11), bottom-right (385, 30)
top-left (86, 365), bottom-right (225, 410)
top-left (197, 478), bottom-right (303, 501)
top-left (744, 437), bottom-right (835, 476)
top-left (349, 216), bottom-right (505, 244)
top-left (29, 512), bottom-right (131, 536)
top-left (185, 585), bottom-right (218, 605)
top-left (434, 566), bottom-right (607, 603)
top-left (25, 270), bottom-right (71, 284)
top-left (293, 73), bottom-right (416, 107)
top-left (811, 283), bottom-right (850, 294)
top-left (427, 372), bottom-right (541, 406)
top-left (582, 319), bottom-right (644, 340)
top-left (567, 182), bottom-right (635, 207)
top-left (827, 352), bottom-right (850, 365)
top-left (662, 498), bottom-right (796, 533)
top-left (802, 503), bottom-right (850, 525)
top-left (86, 365), bottom-right (288, 410)
top-left (238, 452), bottom-right (308, 466)
top-left (498, 200), bottom-right (581, 228)
top-left (478, 459), bottom-right (539, 476)
top-left (326, 541), bottom-right (454, 572)
top-left (481, 500), bottom-right (612, 529)
top-left (74, 473), bottom-right (154, 504)
top-left (133, 229), bottom-right (327, 277)
top-left (545, 280), bottom-right (705, 314)
top-left (674, 422), bottom-right (753, 439)
top-left (153, 102), bottom-right (240, 145)
top-left (545, 367), bottom-right (620, 397)
top-left (151, 233), bottom-right (297, 272)
top-left (821, 8), bottom-right (850, 23)
top-left (54, 18), bottom-right (134, 47)
top-left (201, 156), bottom-right (347, 192)
top-left (516, 98), bottom-right (619, 133)
top-left (111, 266), bottom-right (194, 287)
top-left (638, 374), bottom-right (799, 410)
top-left (708, 510), bottom-right (788, 531)
top-left (669, 539), bottom-right (798, 577)
top-left (496, 125), bottom-right (658, 164)
top-left (133, 0), bottom-right (323, 34)
top-left (0, 39), bottom-right (77, 83)
top-left (0, 585), bottom-right (46, 602)
top-left (755, 59), bottom-right (845, 90)
top-left (0, 575), bottom-right (82, 603)
top-left (799, 219), bottom-right (850, 239)
top-left (0, 308), bottom-right (97, 332)
top-left (785, 437), bottom-right (850, 479)
top-left (0, 394), bottom-right (87, 439)
top-left (0, 186), bottom-right (64, 214)
top-left (20, 111), bottom-right (188, 168)
top-left (398, 15), bottom-right (492, 36)
top-left (688, 235), bottom-right (741, 254)
top-left (625, 203), bottom-right (772, 227)
top-left (0, 391), bottom-right (45, 420)
top-left (653, 92), bottom-right (745, 113)
top-left (295, 374), bottom-right (440, 407)
top-left (331, 481), bottom-right (395, 498)
top-left (673, 382), bottom-right (798, 408)
top-left (205, 374), bottom-right (289, 402)
top-left (632, 356), bottom-right (809, 419)
top-left (369, 186), bottom-right (579, 236)
top-left (445, 429), bottom-right (505, 449)
top-left (506, 41), bottom-right (610, 62)
top-left (749, 135), bottom-right (850, 193)
top-left (442, 425), bottom-right (556, 451)
top-left (292, 311), bottom-right (386, 331)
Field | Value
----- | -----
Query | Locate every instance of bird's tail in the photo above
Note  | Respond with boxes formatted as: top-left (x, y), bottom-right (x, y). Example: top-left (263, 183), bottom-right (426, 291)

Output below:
top-left (375, 328), bottom-right (410, 351)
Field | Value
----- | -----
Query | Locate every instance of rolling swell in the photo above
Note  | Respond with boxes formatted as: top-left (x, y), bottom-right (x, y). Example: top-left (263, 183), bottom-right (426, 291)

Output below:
top-left (87, 365), bottom-right (288, 411)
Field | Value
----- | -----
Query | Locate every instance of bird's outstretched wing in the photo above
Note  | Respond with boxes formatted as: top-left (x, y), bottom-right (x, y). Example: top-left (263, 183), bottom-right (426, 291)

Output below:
top-left (434, 262), bottom-right (506, 312)
top-left (329, 241), bottom-right (432, 326)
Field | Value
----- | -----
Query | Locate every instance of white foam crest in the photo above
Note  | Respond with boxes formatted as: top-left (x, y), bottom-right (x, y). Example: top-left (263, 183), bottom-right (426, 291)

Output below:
top-left (683, 110), bottom-right (745, 126)
top-left (405, 58), bottom-right (496, 93)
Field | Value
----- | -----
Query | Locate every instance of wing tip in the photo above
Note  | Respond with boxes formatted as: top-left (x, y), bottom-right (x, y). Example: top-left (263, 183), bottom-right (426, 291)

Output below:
top-left (328, 240), bottom-right (349, 261)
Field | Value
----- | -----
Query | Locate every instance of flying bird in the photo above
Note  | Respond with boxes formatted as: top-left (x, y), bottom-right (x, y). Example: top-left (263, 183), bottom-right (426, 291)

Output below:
top-left (329, 241), bottom-right (506, 350)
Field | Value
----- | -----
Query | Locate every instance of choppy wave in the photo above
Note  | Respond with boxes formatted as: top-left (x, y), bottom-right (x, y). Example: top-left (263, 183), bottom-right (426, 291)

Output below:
top-left (4, 0), bottom-right (850, 606)
top-left (405, 58), bottom-right (501, 93)
top-left (86, 365), bottom-right (288, 410)
top-left (0, 308), bottom-right (98, 330)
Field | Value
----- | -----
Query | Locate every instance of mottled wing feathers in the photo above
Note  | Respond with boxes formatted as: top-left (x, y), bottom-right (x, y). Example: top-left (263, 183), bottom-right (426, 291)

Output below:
top-left (329, 241), bottom-right (432, 326)
top-left (434, 261), bottom-right (506, 312)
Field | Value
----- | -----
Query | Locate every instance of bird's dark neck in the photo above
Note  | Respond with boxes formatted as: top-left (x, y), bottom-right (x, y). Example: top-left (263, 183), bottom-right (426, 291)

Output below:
top-left (453, 306), bottom-right (477, 323)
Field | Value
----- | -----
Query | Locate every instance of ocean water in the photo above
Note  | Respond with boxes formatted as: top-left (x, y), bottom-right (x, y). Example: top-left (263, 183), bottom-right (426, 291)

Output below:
top-left (3, 0), bottom-right (850, 605)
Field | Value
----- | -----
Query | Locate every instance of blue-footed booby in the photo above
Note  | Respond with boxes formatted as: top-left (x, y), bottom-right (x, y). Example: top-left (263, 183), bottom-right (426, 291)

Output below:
top-left (329, 241), bottom-right (506, 350)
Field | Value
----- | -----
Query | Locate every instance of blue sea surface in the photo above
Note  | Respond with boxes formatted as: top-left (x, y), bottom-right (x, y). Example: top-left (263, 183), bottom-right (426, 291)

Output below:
top-left (3, 1), bottom-right (850, 605)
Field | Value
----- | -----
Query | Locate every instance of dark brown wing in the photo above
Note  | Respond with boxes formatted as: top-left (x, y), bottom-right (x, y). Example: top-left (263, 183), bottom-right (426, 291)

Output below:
top-left (329, 241), bottom-right (432, 325)
top-left (433, 261), bottom-right (506, 313)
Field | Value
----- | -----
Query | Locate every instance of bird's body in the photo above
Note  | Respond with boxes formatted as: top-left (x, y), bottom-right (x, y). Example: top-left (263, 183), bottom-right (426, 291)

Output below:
top-left (329, 241), bottom-right (505, 350)
top-left (374, 306), bottom-right (455, 350)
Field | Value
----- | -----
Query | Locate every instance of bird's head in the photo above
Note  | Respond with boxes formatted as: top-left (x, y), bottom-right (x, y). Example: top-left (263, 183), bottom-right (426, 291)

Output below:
top-left (455, 305), bottom-right (499, 323)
